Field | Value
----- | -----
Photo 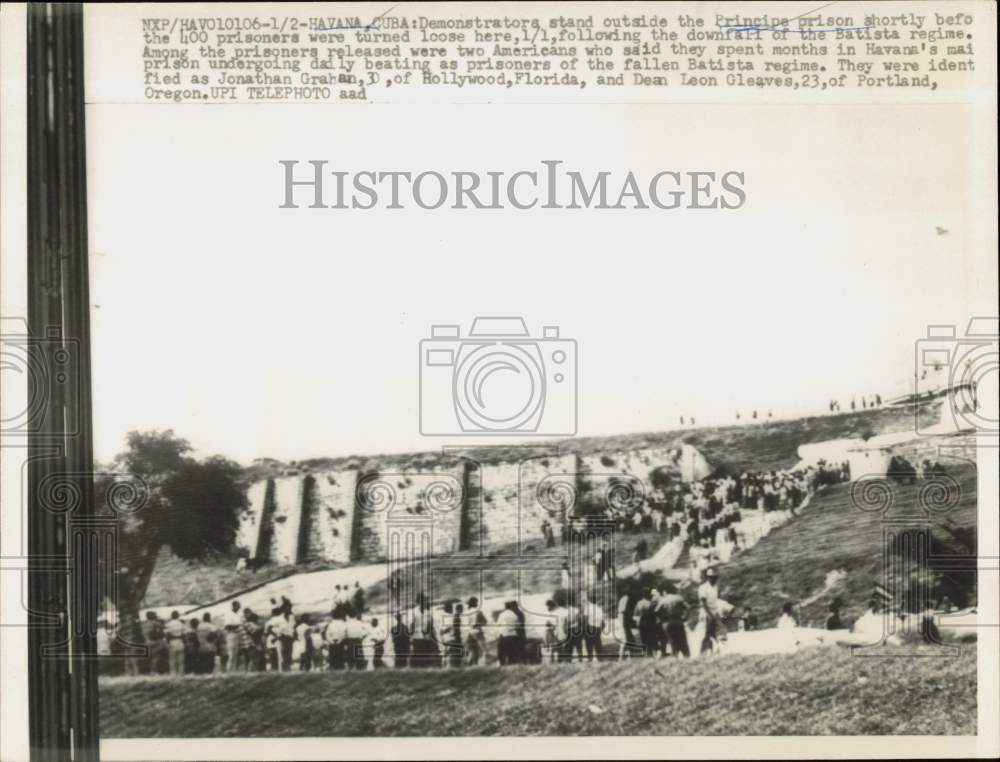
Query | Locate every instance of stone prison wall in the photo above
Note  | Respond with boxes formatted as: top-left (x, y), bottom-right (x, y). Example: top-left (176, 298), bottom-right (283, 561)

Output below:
top-left (235, 445), bottom-right (711, 565)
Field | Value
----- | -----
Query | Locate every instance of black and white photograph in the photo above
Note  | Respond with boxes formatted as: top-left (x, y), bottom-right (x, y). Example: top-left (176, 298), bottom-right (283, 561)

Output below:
top-left (0, 1), bottom-right (997, 760)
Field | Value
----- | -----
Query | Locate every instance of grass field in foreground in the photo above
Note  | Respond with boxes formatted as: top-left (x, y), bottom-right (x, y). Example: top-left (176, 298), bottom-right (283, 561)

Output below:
top-left (100, 645), bottom-right (975, 737)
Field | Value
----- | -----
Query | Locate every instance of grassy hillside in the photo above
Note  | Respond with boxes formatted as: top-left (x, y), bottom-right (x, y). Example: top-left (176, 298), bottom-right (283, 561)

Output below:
top-left (566, 402), bottom-right (940, 476)
top-left (140, 547), bottom-right (354, 609)
top-left (710, 463), bottom-right (977, 628)
top-left (99, 645), bottom-right (975, 737)
top-left (360, 528), bottom-right (672, 615)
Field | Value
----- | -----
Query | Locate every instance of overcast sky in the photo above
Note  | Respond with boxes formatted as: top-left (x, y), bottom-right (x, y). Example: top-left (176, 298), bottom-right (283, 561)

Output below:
top-left (83, 6), bottom-right (997, 465)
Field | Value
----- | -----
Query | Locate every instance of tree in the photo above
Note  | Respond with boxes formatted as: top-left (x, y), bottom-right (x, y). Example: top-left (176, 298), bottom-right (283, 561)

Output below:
top-left (104, 430), bottom-right (246, 622)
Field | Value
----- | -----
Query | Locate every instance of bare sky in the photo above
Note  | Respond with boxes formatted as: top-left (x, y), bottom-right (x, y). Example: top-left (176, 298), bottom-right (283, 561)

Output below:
top-left (83, 7), bottom-right (997, 465)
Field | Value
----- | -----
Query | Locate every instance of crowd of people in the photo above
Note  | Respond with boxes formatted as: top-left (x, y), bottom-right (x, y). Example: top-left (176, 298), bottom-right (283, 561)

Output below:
top-left (604, 460), bottom-right (848, 536)
top-left (103, 457), bottom-right (862, 677)
top-left (104, 551), bottom-right (921, 678)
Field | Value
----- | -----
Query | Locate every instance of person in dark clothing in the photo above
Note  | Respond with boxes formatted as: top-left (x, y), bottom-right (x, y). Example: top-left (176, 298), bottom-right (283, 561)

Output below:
top-left (511, 601), bottom-right (528, 664)
top-left (448, 603), bottom-right (464, 668)
top-left (370, 618), bottom-right (386, 668)
top-left (388, 572), bottom-right (401, 609)
top-left (391, 611), bottom-right (411, 668)
top-left (183, 618), bottom-right (200, 674)
top-left (741, 607), bottom-right (759, 631)
top-left (582, 593), bottom-right (604, 661)
top-left (825, 600), bottom-right (845, 630)
top-left (465, 597), bottom-right (487, 666)
top-left (352, 582), bottom-right (365, 618)
top-left (141, 611), bottom-right (167, 675)
top-left (657, 583), bottom-right (691, 658)
top-left (635, 589), bottom-right (659, 657)
top-left (634, 538), bottom-right (649, 564)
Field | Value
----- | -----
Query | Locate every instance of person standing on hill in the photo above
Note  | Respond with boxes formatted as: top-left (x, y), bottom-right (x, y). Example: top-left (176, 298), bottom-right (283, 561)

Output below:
top-left (593, 547), bottom-right (605, 583)
top-left (618, 589), bottom-right (638, 659)
top-left (511, 601), bottom-right (529, 663)
top-left (465, 597), bottom-right (487, 666)
top-left (633, 589), bottom-right (658, 657)
top-left (141, 611), bottom-right (166, 675)
top-left (352, 581), bottom-right (366, 618)
top-left (391, 611), bottom-right (411, 668)
top-left (184, 618), bottom-right (201, 674)
top-left (698, 567), bottom-right (723, 655)
top-left (543, 599), bottom-right (559, 663)
top-left (557, 595), bottom-right (583, 662)
top-left (120, 615), bottom-right (143, 677)
top-left (274, 609), bottom-right (296, 671)
top-left (264, 607), bottom-right (282, 671)
top-left (825, 600), bottom-right (845, 630)
top-left (438, 600), bottom-right (456, 666)
top-left (582, 591), bottom-right (604, 661)
top-left (331, 585), bottom-right (346, 616)
top-left (657, 583), bottom-right (690, 658)
top-left (164, 610), bottom-right (187, 676)
top-left (196, 612), bottom-right (220, 674)
top-left (309, 621), bottom-right (327, 670)
top-left (777, 601), bottom-right (798, 630)
top-left (496, 601), bottom-right (520, 666)
top-left (388, 571), bottom-right (401, 609)
top-left (560, 562), bottom-right (571, 591)
top-left (223, 600), bottom-right (243, 673)
top-left (447, 602), bottom-right (465, 668)
top-left (324, 612), bottom-right (347, 670)
top-left (368, 619), bottom-right (386, 669)
top-left (408, 594), bottom-right (437, 668)
top-left (344, 614), bottom-right (369, 670)
top-left (294, 614), bottom-right (314, 671)
top-left (240, 610), bottom-right (264, 671)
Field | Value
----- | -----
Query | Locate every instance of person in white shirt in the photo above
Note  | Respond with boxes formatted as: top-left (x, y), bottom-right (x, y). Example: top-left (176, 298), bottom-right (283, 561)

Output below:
top-left (275, 611), bottom-right (296, 671)
top-left (776, 602), bottom-right (798, 630)
top-left (96, 619), bottom-right (111, 657)
top-left (495, 601), bottom-right (520, 666)
top-left (309, 624), bottom-right (326, 670)
top-left (343, 615), bottom-right (369, 670)
top-left (560, 563), bottom-right (571, 591)
top-left (543, 599), bottom-right (560, 663)
top-left (556, 597), bottom-right (582, 662)
top-left (408, 596), bottom-right (439, 668)
top-left (265, 608), bottom-right (284, 671)
top-left (164, 610), bottom-right (187, 675)
top-left (698, 567), bottom-right (724, 655)
top-left (223, 600), bottom-right (244, 673)
top-left (294, 615), bottom-right (314, 670)
top-left (324, 614), bottom-right (348, 670)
